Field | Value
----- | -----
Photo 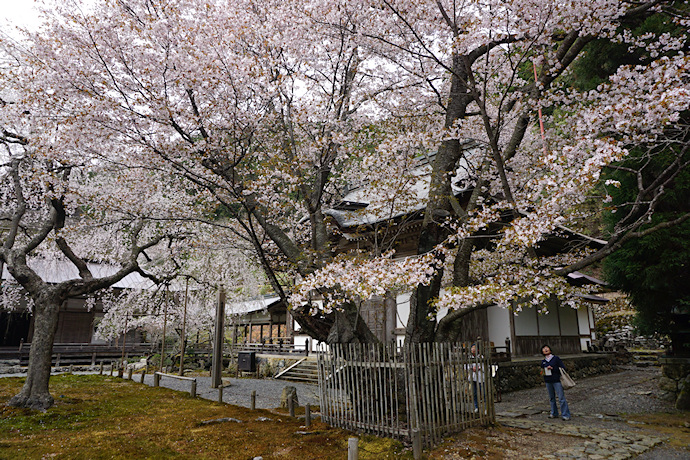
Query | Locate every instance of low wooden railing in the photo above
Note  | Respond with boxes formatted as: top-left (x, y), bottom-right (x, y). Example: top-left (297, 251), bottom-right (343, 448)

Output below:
top-left (153, 372), bottom-right (197, 397)
top-left (228, 340), bottom-right (312, 355)
top-left (1, 342), bottom-right (153, 365)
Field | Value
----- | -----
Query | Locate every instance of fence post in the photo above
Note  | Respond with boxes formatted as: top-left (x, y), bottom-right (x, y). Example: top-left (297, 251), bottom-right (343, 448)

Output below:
top-left (99, 361), bottom-right (103, 375)
top-left (69, 365), bottom-right (73, 374)
top-left (347, 437), bottom-right (358, 460)
top-left (250, 390), bottom-right (256, 410)
top-left (56, 354), bottom-right (61, 367)
top-left (412, 428), bottom-right (422, 460)
top-left (305, 404), bottom-right (311, 429)
top-left (190, 379), bottom-right (197, 398)
top-left (218, 386), bottom-right (223, 403)
top-left (288, 396), bottom-right (295, 417)
top-left (127, 367), bottom-right (133, 380)
top-left (91, 353), bottom-right (96, 366)
top-left (140, 370), bottom-right (146, 384)
top-left (154, 372), bottom-right (160, 387)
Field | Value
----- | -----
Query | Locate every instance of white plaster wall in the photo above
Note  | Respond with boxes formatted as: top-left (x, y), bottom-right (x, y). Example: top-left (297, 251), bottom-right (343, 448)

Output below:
top-left (580, 337), bottom-right (592, 352)
top-left (293, 334), bottom-right (327, 352)
top-left (396, 292), bottom-right (411, 329)
top-left (538, 308), bottom-right (560, 335)
top-left (514, 307), bottom-right (538, 335)
top-left (577, 306), bottom-right (591, 335)
top-left (395, 293), bottom-right (411, 347)
top-left (559, 305), bottom-right (579, 335)
top-left (487, 305), bottom-right (511, 347)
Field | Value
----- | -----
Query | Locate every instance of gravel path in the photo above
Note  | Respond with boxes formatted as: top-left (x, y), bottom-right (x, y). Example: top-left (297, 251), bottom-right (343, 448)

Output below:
top-left (496, 365), bottom-right (672, 424)
top-left (139, 373), bottom-right (320, 410)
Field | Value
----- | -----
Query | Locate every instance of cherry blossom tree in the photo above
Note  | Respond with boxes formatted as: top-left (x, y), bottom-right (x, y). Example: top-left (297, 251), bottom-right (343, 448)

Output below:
top-left (293, 0), bottom-right (690, 342)
top-left (95, 233), bottom-right (266, 350)
top-left (0, 144), bottom-right (191, 409)
top-left (0, 40), bottom-right (212, 409)
top-left (5, 0), bottom-right (689, 359)
top-left (3, 0), bottom-right (397, 344)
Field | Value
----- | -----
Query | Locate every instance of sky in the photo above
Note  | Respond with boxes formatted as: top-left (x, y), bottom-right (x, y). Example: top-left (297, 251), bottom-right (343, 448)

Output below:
top-left (0, 0), bottom-right (41, 32)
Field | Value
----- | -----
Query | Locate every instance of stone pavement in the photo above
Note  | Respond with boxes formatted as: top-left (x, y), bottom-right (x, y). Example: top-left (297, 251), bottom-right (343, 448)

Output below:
top-left (498, 417), bottom-right (665, 460)
top-left (493, 365), bottom-right (684, 460)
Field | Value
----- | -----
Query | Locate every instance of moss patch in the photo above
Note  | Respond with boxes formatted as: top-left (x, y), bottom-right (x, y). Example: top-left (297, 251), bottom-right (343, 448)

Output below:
top-left (0, 375), bottom-right (361, 459)
top-left (626, 412), bottom-right (690, 449)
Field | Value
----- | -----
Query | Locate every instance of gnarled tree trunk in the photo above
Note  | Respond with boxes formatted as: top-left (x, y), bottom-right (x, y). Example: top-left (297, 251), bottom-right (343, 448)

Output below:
top-left (7, 295), bottom-right (61, 411)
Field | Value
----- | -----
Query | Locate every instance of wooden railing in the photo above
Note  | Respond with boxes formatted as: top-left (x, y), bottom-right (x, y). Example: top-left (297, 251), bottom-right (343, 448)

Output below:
top-left (228, 339), bottom-right (312, 355)
top-left (153, 372), bottom-right (197, 397)
top-left (1, 342), bottom-right (154, 365)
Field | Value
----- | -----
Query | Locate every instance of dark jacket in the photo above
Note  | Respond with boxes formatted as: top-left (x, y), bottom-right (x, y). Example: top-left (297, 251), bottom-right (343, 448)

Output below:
top-left (541, 355), bottom-right (565, 384)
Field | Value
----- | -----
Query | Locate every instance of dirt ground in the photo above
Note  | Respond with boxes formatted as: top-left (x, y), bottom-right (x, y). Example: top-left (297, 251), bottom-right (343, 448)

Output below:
top-left (430, 425), bottom-right (585, 459)
top-left (428, 365), bottom-right (690, 459)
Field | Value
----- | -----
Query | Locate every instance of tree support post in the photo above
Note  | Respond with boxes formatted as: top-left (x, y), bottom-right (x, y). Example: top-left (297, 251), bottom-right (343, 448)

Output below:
top-left (211, 286), bottom-right (226, 388)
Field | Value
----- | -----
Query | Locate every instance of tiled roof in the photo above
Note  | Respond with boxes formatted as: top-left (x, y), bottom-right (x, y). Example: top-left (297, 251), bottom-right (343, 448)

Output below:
top-left (325, 148), bottom-right (478, 228)
top-left (1, 259), bottom-right (156, 290)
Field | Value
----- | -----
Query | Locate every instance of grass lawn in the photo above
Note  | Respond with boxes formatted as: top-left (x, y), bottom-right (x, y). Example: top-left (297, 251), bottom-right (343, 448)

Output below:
top-left (0, 374), bottom-right (409, 459)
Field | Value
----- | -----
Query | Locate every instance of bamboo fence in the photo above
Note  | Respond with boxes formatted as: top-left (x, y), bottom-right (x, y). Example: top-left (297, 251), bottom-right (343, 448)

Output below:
top-left (317, 342), bottom-right (495, 447)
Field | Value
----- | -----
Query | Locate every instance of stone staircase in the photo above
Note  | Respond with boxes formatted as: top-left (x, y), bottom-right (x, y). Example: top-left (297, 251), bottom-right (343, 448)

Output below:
top-left (631, 350), bottom-right (662, 367)
top-left (274, 357), bottom-right (319, 384)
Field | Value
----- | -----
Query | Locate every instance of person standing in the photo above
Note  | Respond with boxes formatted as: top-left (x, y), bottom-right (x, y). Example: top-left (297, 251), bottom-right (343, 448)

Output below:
top-left (541, 344), bottom-right (571, 420)
top-left (468, 343), bottom-right (485, 412)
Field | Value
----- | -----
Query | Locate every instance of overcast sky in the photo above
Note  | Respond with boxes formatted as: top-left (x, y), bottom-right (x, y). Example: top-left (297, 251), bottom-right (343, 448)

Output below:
top-left (0, 0), bottom-right (41, 31)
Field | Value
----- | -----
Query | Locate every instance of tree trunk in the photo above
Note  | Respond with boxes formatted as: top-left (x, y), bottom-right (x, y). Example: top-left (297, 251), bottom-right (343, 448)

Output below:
top-left (406, 53), bottom-right (473, 344)
top-left (406, 137), bottom-right (465, 343)
top-left (326, 304), bottom-right (379, 345)
top-left (7, 297), bottom-right (61, 411)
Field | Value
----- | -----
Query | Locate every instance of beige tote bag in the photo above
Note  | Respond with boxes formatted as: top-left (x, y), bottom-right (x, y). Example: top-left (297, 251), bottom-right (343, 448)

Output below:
top-left (560, 368), bottom-right (576, 390)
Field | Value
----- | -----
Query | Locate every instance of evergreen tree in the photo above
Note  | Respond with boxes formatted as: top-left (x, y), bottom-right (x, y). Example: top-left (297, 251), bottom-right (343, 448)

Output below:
top-left (586, 4), bottom-right (690, 353)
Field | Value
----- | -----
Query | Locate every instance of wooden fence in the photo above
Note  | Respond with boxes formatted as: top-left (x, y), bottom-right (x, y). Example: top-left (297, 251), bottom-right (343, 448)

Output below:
top-left (317, 342), bottom-right (495, 447)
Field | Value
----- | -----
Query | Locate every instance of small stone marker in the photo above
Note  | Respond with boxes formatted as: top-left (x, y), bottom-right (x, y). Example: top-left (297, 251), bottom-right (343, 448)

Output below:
top-left (251, 390), bottom-right (256, 410)
top-left (347, 437), bottom-right (358, 460)
top-left (280, 386), bottom-right (298, 410)
top-left (412, 428), bottom-right (422, 460)
top-left (200, 417), bottom-right (243, 425)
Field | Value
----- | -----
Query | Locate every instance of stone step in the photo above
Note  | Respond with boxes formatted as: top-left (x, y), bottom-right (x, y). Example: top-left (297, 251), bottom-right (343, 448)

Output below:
top-left (632, 355), bottom-right (659, 367)
top-left (275, 359), bottom-right (319, 384)
top-left (281, 375), bottom-right (319, 384)
top-left (282, 369), bottom-right (317, 375)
